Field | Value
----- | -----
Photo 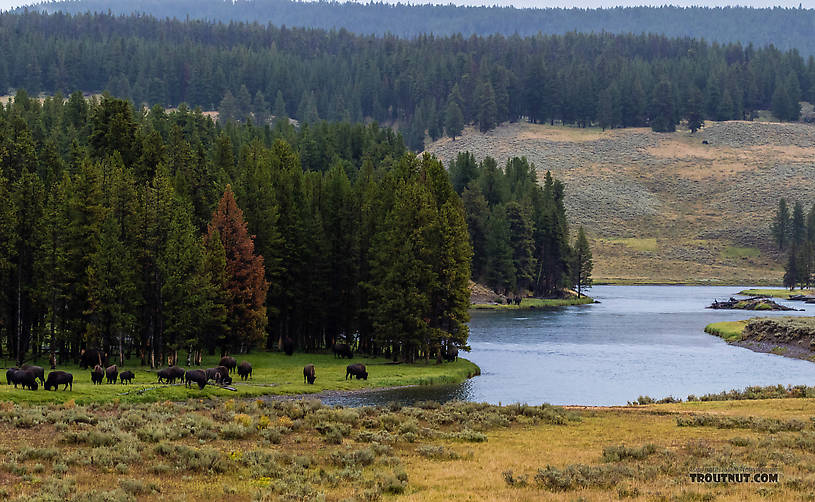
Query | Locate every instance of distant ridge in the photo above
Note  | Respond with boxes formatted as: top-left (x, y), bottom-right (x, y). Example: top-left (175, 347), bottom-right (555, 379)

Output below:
top-left (26, 1), bottom-right (815, 55)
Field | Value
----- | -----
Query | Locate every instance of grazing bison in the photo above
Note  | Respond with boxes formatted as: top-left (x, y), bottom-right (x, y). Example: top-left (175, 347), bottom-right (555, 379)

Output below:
top-left (219, 356), bottom-right (237, 374)
top-left (237, 361), bottom-right (252, 381)
top-left (20, 364), bottom-right (45, 386)
top-left (345, 363), bottom-right (368, 380)
top-left (6, 367), bottom-right (19, 386)
top-left (119, 371), bottom-right (135, 384)
top-left (105, 365), bottom-right (118, 384)
top-left (283, 337), bottom-right (295, 356)
top-left (185, 369), bottom-right (207, 390)
top-left (157, 367), bottom-right (172, 383)
top-left (303, 364), bottom-right (316, 384)
top-left (333, 343), bottom-right (353, 359)
top-left (79, 349), bottom-right (108, 370)
top-left (168, 366), bottom-right (186, 383)
top-left (44, 371), bottom-right (73, 391)
top-left (91, 365), bottom-right (104, 385)
top-left (205, 366), bottom-right (230, 384)
top-left (443, 346), bottom-right (459, 362)
top-left (15, 370), bottom-right (38, 390)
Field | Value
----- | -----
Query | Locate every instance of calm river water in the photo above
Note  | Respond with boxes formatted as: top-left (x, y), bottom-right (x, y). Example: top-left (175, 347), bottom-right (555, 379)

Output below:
top-left (322, 286), bottom-right (815, 407)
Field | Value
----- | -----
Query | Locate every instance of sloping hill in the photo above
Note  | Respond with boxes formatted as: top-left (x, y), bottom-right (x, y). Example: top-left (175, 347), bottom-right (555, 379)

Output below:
top-left (425, 121), bottom-right (815, 285)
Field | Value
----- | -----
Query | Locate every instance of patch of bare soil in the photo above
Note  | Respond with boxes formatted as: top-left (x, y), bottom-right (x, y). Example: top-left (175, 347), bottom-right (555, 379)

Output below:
top-left (426, 120), bottom-right (815, 284)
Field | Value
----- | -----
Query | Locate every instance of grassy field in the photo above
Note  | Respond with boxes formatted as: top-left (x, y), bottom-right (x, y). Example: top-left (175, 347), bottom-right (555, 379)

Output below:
top-left (739, 288), bottom-right (815, 298)
top-left (0, 352), bottom-right (480, 405)
top-left (705, 320), bottom-right (749, 341)
top-left (425, 120), bottom-right (815, 284)
top-left (2, 390), bottom-right (815, 500)
top-left (471, 296), bottom-right (594, 310)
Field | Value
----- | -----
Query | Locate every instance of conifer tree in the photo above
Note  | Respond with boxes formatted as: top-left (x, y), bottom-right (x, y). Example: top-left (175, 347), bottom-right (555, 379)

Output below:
top-left (571, 226), bottom-right (593, 297)
top-left (771, 198), bottom-right (791, 250)
top-left (686, 86), bottom-right (705, 133)
top-left (505, 202), bottom-right (535, 293)
top-left (650, 79), bottom-right (676, 132)
top-left (205, 185), bottom-right (268, 352)
top-left (445, 100), bottom-right (464, 140)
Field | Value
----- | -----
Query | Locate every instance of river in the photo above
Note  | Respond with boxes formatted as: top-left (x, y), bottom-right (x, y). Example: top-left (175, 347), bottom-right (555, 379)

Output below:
top-left (321, 286), bottom-right (815, 407)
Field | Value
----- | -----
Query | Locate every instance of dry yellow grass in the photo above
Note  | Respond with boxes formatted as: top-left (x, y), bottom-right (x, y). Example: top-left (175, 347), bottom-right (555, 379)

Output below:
top-left (426, 120), bottom-right (815, 284)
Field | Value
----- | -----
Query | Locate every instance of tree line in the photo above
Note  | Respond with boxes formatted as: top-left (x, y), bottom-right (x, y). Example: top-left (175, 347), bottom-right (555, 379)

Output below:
top-left (449, 153), bottom-right (592, 298)
top-left (0, 91), bottom-right (483, 366)
top-left (0, 12), bottom-right (814, 150)
top-left (772, 198), bottom-right (815, 290)
top-left (34, 1), bottom-right (815, 57)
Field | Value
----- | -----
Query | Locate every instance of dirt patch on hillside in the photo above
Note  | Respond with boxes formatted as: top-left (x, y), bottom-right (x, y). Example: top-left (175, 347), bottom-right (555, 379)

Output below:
top-left (426, 120), bottom-right (815, 284)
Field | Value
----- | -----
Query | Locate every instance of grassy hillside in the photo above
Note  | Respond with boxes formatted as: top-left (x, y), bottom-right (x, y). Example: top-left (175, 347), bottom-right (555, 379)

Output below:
top-left (426, 120), bottom-right (815, 284)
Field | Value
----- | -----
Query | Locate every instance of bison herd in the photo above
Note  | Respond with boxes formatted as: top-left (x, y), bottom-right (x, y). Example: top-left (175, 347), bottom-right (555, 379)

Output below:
top-left (4, 341), bottom-right (462, 392)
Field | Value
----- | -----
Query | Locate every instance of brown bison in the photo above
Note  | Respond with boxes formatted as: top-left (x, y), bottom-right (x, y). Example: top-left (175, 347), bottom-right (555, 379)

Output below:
top-left (237, 361), bottom-right (252, 381)
top-left (303, 364), bottom-right (316, 384)
top-left (105, 365), bottom-right (118, 384)
top-left (119, 370), bottom-right (135, 384)
top-left (219, 356), bottom-right (237, 373)
top-left (91, 365), bottom-right (104, 385)
top-left (20, 364), bottom-right (45, 386)
top-left (205, 366), bottom-right (231, 384)
top-left (45, 371), bottom-right (73, 391)
top-left (345, 363), bottom-right (368, 380)
top-left (333, 343), bottom-right (353, 359)
top-left (185, 369), bottom-right (207, 390)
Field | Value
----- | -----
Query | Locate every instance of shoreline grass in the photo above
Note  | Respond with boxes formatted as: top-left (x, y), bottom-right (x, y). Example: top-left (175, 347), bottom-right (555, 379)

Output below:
top-left (704, 320), bottom-right (749, 342)
top-left (0, 352), bottom-right (480, 405)
top-left (471, 296), bottom-right (594, 310)
top-left (739, 288), bottom-right (815, 298)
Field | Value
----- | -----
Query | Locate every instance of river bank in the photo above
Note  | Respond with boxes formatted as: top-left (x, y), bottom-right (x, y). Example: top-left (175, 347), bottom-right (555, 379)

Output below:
top-left (705, 317), bottom-right (815, 362)
top-left (471, 296), bottom-right (595, 310)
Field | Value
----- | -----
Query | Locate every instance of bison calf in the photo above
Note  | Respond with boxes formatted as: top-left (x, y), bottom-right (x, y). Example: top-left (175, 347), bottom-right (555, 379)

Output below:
top-left (185, 369), bottom-right (207, 390)
top-left (91, 365), bottom-right (104, 385)
top-left (237, 361), bottom-right (252, 381)
top-left (345, 363), bottom-right (368, 380)
top-left (303, 364), bottom-right (316, 384)
top-left (45, 371), bottom-right (73, 391)
top-left (119, 370), bottom-right (134, 384)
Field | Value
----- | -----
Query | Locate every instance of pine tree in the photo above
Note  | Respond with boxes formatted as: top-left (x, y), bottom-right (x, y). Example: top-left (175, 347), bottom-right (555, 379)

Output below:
top-left (218, 90), bottom-right (238, 123)
top-left (205, 185), bottom-right (268, 352)
top-left (784, 245), bottom-right (799, 290)
top-left (792, 201), bottom-right (806, 247)
top-left (273, 90), bottom-right (287, 121)
top-left (505, 202), bottom-right (535, 293)
top-left (686, 86), bottom-right (705, 133)
top-left (475, 81), bottom-right (498, 133)
top-left (771, 198), bottom-right (791, 250)
top-left (650, 79), bottom-right (676, 132)
top-left (484, 206), bottom-right (515, 293)
top-left (571, 226), bottom-right (593, 297)
top-left (445, 100), bottom-right (464, 140)
top-left (87, 213), bottom-right (137, 364)
top-left (462, 187), bottom-right (489, 281)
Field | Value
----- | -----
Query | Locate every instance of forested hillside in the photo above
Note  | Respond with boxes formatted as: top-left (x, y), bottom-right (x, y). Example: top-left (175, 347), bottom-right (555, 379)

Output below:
top-left (31, 1), bottom-right (815, 56)
top-left (0, 12), bottom-right (813, 149)
top-left (0, 90), bottom-right (582, 367)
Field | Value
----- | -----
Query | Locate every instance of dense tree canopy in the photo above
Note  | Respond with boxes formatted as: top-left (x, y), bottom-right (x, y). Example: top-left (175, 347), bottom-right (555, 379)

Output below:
top-left (0, 92), bottom-right (520, 365)
top-left (34, 1), bottom-right (815, 57)
top-left (0, 12), bottom-right (814, 150)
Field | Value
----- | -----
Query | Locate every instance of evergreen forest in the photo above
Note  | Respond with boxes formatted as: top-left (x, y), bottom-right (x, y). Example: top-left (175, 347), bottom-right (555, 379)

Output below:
top-left (0, 92), bottom-right (580, 367)
top-left (0, 12), bottom-right (813, 149)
